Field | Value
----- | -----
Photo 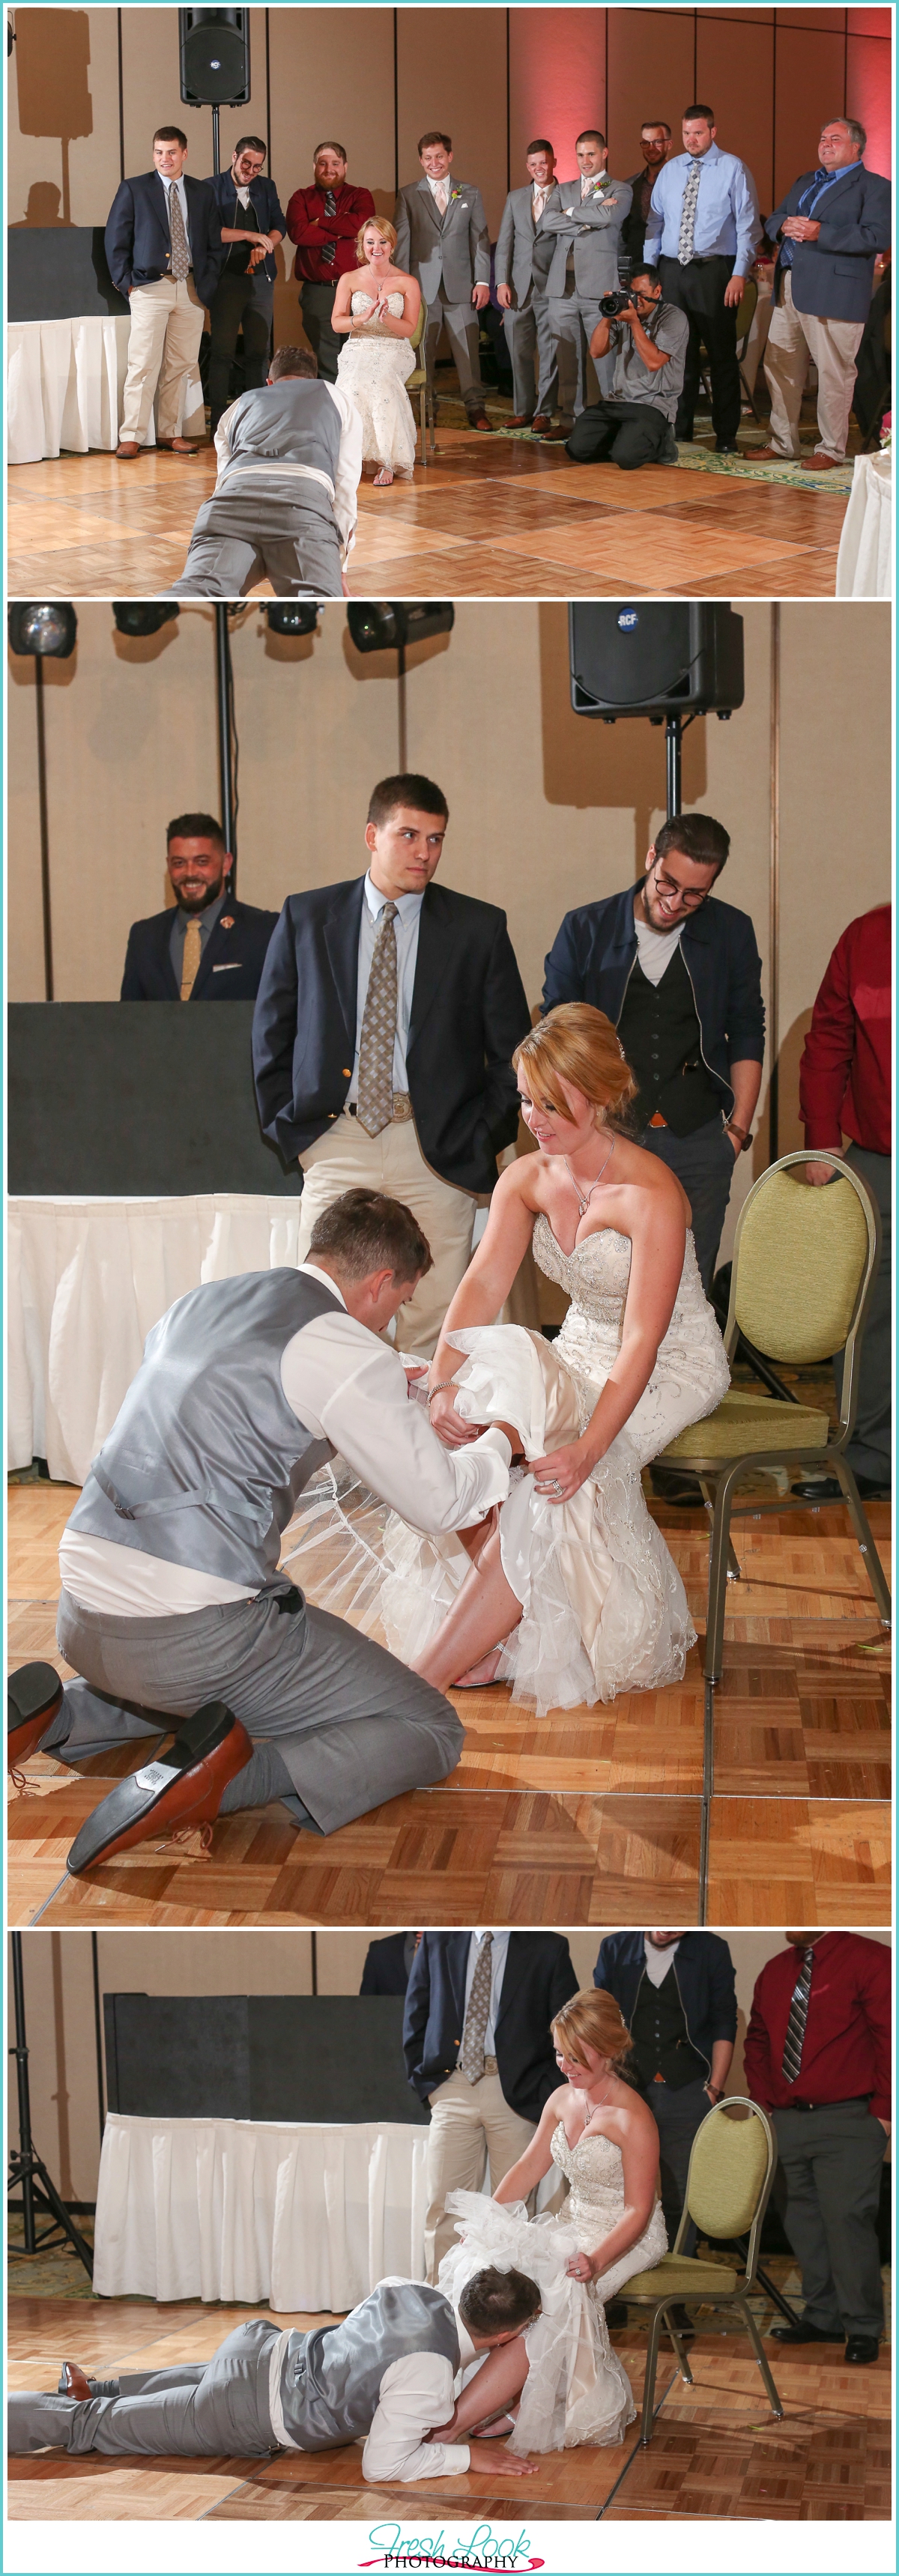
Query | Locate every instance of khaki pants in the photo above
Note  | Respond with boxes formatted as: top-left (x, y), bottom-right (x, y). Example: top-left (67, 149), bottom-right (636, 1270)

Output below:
top-left (763, 271), bottom-right (863, 461)
top-left (121, 274), bottom-right (205, 446)
top-left (424, 2066), bottom-right (537, 2281)
top-left (297, 1107), bottom-right (476, 1360)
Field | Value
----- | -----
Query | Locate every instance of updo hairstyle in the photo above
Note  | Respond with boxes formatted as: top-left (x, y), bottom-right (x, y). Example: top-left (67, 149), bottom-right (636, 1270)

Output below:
top-left (551, 1986), bottom-right (634, 2073)
top-left (356, 215), bottom-right (398, 259)
top-left (514, 1004), bottom-right (638, 1134)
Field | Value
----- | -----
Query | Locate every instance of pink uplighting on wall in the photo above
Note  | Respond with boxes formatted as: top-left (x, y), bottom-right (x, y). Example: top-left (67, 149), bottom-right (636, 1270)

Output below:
top-left (509, 7), bottom-right (607, 178)
top-left (847, 30), bottom-right (892, 177)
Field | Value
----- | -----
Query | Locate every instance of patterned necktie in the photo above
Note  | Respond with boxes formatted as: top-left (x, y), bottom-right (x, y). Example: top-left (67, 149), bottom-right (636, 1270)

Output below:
top-left (434, 180), bottom-right (449, 218)
top-left (180, 917), bottom-right (202, 999)
top-left (356, 902), bottom-right (399, 1135)
top-left (458, 1934), bottom-right (494, 2085)
top-left (678, 158), bottom-right (703, 265)
top-left (168, 181), bottom-right (190, 282)
top-left (321, 187), bottom-right (337, 268)
top-left (781, 1946), bottom-right (816, 2083)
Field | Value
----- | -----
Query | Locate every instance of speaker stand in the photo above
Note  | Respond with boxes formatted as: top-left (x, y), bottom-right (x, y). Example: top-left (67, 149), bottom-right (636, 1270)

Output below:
top-left (7, 1933), bottom-right (94, 2279)
top-left (211, 101), bottom-right (220, 175)
top-left (665, 710), bottom-right (700, 819)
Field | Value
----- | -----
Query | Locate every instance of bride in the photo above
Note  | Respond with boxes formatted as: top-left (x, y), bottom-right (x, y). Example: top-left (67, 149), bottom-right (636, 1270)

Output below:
top-left (333, 216), bottom-right (420, 485)
top-left (432, 1988), bottom-right (668, 2452)
top-left (384, 1002), bottom-right (730, 1712)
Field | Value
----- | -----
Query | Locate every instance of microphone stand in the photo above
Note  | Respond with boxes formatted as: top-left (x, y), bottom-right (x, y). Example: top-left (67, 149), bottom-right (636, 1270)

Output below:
top-left (7, 1933), bottom-right (94, 2278)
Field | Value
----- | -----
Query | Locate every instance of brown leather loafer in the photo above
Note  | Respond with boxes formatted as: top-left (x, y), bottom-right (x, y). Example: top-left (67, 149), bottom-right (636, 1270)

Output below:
top-left (59, 2362), bottom-right (93, 2402)
top-left (156, 435), bottom-right (200, 455)
top-left (540, 425), bottom-right (572, 441)
top-left (7, 1662), bottom-right (64, 1769)
top-left (751, 446), bottom-right (793, 462)
top-left (506, 413), bottom-right (535, 428)
top-left (469, 411), bottom-right (493, 431)
top-left (115, 441), bottom-right (142, 458)
top-left (801, 452), bottom-right (843, 470)
top-left (66, 1700), bottom-right (253, 1874)
top-left (531, 414), bottom-right (554, 434)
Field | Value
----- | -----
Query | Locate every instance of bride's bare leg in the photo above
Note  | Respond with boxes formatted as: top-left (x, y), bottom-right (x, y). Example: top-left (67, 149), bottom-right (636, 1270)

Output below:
top-left (413, 1527), bottom-right (522, 1691)
top-left (432, 2336), bottom-right (530, 2440)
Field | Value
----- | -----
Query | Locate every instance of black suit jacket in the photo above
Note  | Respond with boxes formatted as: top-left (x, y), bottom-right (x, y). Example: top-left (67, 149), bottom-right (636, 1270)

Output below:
top-left (360, 1933), bottom-right (417, 1996)
top-left (404, 1933), bottom-right (578, 2124)
top-left (121, 896), bottom-right (279, 1001)
top-left (252, 878), bottom-right (530, 1193)
top-left (105, 170), bottom-right (224, 306)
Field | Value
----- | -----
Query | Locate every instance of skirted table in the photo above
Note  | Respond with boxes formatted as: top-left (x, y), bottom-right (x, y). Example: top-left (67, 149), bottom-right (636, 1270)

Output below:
top-left (93, 2113), bottom-right (430, 2309)
top-left (7, 317), bottom-right (205, 463)
top-left (836, 448), bottom-right (892, 598)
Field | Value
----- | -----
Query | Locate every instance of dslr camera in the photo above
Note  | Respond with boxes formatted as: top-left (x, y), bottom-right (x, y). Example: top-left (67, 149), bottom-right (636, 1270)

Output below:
top-left (599, 288), bottom-right (634, 318)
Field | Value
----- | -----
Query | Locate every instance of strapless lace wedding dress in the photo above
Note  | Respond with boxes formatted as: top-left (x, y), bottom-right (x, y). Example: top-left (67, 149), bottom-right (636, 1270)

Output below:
top-left (438, 2122), bottom-right (668, 2452)
top-left (336, 292), bottom-right (417, 474)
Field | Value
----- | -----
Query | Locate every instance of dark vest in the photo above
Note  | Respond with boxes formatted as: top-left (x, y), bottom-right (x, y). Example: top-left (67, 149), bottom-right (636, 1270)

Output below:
top-left (631, 1963), bottom-right (708, 2090)
top-left (224, 186), bottom-right (261, 276)
top-left (617, 948), bottom-right (723, 1136)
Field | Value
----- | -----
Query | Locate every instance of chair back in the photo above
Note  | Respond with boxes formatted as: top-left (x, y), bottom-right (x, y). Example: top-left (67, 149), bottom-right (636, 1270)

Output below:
top-left (736, 273), bottom-right (758, 354)
top-left (676, 2097), bottom-right (775, 2282)
top-left (408, 293), bottom-right (428, 358)
top-left (723, 1153), bottom-right (880, 1437)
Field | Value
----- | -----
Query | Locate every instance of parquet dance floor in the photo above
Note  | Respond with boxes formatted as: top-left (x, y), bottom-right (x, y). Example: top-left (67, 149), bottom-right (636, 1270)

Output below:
top-left (7, 431), bottom-right (847, 601)
top-left (7, 1481), bottom-right (890, 1927)
top-left (7, 2294), bottom-right (891, 2521)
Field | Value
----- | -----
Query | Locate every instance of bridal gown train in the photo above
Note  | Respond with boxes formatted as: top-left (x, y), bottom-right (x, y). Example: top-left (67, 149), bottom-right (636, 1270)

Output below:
top-left (336, 293), bottom-right (417, 475)
top-left (438, 2122), bottom-right (669, 2452)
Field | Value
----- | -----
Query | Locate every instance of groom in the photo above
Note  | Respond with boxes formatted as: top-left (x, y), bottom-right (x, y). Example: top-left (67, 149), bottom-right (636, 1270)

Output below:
top-left (9, 2270), bottom-right (542, 2480)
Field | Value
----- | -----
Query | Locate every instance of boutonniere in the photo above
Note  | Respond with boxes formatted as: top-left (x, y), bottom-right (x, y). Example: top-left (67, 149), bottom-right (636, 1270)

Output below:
top-left (449, 187), bottom-right (464, 204)
top-left (220, 915), bottom-right (234, 930)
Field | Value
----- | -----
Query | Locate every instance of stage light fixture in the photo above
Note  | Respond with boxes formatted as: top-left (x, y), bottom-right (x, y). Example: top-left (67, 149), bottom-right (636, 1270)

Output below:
top-left (347, 601), bottom-right (454, 655)
top-left (7, 603), bottom-right (77, 659)
top-left (112, 604), bottom-right (180, 637)
top-left (264, 604), bottom-right (319, 638)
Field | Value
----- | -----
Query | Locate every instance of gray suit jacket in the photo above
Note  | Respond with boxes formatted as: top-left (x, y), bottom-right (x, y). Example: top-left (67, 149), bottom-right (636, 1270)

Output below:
top-left (495, 183), bottom-right (554, 306)
top-left (542, 175), bottom-right (633, 300)
top-left (395, 175), bottom-right (491, 304)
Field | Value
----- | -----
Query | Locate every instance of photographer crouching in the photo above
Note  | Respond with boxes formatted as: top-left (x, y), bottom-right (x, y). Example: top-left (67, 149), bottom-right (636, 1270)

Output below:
top-left (565, 265), bottom-right (688, 469)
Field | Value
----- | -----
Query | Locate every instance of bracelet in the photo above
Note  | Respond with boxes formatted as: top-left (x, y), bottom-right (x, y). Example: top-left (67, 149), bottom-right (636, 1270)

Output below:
top-left (426, 1378), bottom-right (458, 1404)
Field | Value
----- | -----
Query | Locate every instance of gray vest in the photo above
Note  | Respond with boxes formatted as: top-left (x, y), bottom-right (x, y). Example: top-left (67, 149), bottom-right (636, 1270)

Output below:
top-left (69, 1270), bottom-right (339, 1587)
top-left (218, 379), bottom-right (343, 510)
top-left (279, 2282), bottom-right (460, 2449)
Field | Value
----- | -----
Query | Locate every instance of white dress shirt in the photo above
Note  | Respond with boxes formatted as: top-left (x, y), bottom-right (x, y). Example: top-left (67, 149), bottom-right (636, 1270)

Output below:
top-left (461, 1927), bottom-right (511, 2055)
top-left (644, 1936), bottom-right (681, 1987)
top-left (214, 379), bottom-right (363, 561)
top-left (159, 171), bottom-right (191, 258)
top-left (60, 1261), bottom-right (511, 1616)
top-left (348, 874), bottom-right (424, 1100)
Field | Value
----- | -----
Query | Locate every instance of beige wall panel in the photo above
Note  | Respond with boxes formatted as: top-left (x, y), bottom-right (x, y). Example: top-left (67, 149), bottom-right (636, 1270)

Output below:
top-left (121, 7), bottom-right (185, 181)
top-left (605, 10), bottom-right (696, 176)
top-left (224, 607), bottom-right (408, 913)
top-left (267, 7), bottom-right (395, 225)
top-left (8, 4), bottom-right (121, 229)
top-left (214, 8), bottom-right (269, 175)
top-left (397, 7), bottom-right (509, 235)
top-left (695, 16), bottom-right (775, 210)
top-left (6, 658), bottom-right (46, 1001)
top-left (846, 31), bottom-right (892, 178)
top-left (773, 28), bottom-right (847, 203)
top-left (509, 5), bottom-right (608, 183)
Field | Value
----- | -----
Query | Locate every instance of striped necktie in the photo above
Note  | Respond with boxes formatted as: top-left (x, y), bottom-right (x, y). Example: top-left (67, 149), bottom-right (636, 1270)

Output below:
top-left (321, 187), bottom-right (337, 268)
top-left (356, 901), bottom-right (398, 1136)
top-left (168, 181), bottom-right (190, 282)
top-left (678, 158), bottom-right (703, 266)
top-left (781, 1946), bottom-right (815, 2083)
top-left (458, 1934), bottom-right (494, 2084)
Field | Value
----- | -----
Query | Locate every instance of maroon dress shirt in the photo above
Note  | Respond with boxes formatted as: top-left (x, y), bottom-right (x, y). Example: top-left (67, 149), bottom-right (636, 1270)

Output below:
top-left (743, 1932), bottom-right (891, 2119)
top-left (286, 181), bottom-right (376, 283)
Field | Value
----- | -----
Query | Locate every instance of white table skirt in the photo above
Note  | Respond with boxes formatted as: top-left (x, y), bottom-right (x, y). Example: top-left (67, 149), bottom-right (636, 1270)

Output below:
top-left (7, 316), bottom-right (205, 463)
top-left (93, 2114), bottom-right (430, 2308)
top-left (8, 1195), bottom-right (304, 1485)
top-left (836, 448), bottom-right (893, 598)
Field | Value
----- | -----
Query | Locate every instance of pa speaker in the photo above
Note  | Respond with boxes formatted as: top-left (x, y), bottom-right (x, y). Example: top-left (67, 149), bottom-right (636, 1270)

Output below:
top-left (569, 603), bottom-right (745, 718)
top-left (179, 7), bottom-right (250, 106)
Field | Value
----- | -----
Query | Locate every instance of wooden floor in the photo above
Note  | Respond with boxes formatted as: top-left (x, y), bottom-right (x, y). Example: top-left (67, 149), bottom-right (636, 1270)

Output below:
top-left (7, 1481), bottom-right (890, 1927)
top-left (7, 2293), bottom-right (891, 2521)
top-left (7, 431), bottom-right (847, 601)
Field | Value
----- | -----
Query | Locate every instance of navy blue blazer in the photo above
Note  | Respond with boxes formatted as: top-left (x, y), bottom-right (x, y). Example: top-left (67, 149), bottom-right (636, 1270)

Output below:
top-left (121, 897), bottom-right (279, 1001)
top-left (542, 882), bottom-right (764, 1114)
top-left (360, 1933), bottom-right (417, 1996)
top-left (765, 163), bottom-right (891, 324)
top-left (404, 1933), bottom-right (578, 2124)
top-left (252, 878), bottom-right (530, 1193)
top-left (205, 171), bottom-right (287, 285)
top-left (105, 171), bottom-right (224, 306)
top-left (595, 1932), bottom-right (737, 2080)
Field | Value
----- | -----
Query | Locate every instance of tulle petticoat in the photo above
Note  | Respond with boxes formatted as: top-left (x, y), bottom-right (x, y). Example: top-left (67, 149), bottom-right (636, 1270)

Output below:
top-left (437, 2192), bottom-right (644, 2453)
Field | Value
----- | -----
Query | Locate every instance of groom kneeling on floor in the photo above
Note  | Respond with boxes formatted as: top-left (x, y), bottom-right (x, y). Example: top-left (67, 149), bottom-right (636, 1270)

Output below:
top-left (8, 2270), bottom-right (542, 2480)
top-left (10, 1189), bottom-right (515, 1873)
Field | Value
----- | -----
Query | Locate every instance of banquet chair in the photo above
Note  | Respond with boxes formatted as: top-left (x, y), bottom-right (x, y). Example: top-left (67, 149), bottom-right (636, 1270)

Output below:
top-left (406, 295), bottom-right (435, 465)
top-left (658, 1151), bottom-right (891, 1690)
top-left (623, 2096), bottom-right (783, 2444)
top-left (698, 272), bottom-right (760, 422)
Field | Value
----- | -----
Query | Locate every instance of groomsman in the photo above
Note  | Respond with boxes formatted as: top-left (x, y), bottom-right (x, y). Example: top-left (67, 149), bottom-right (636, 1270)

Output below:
top-left (286, 142), bottom-right (375, 384)
top-left (405, 1931), bottom-right (578, 2277)
top-left (395, 133), bottom-right (492, 428)
top-left (494, 141), bottom-right (559, 428)
top-left (539, 130), bottom-right (633, 433)
top-left (620, 121), bottom-right (672, 277)
top-left (252, 772), bottom-right (530, 1357)
top-left (644, 103), bottom-right (760, 452)
top-left (105, 127), bottom-right (223, 458)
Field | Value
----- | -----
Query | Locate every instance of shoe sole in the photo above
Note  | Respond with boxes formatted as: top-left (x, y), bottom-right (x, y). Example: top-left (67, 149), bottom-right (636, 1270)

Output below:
top-left (66, 1703), bottom-right (252, 1873)
top-left (7, 1662), bottom-right (64, 1769)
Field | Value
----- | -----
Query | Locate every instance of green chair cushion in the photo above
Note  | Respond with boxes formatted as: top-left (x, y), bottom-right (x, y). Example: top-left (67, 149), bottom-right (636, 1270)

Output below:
top-left (733, 1169), bottom-right (869, 1363)
top-left (662, 1387), bottom-right (830, 1461)
top-left (626, 2256), bottom-right (739, 2297)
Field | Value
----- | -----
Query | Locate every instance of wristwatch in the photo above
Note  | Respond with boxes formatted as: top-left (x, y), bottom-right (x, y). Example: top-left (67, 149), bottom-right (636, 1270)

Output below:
top-left (725, 1121), bottom-right (753, 1153)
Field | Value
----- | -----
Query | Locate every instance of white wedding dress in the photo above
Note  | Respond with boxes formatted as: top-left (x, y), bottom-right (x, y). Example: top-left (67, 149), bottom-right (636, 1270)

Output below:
top-left (438, 2121), bottom-right (668, 2452)
top-left (336, 292), bottom-right (417, 475)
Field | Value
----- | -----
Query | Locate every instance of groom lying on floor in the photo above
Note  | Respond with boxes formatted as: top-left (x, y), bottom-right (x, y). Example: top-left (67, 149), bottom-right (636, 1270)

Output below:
top-left (7, 1189), bottom-right (515, 1874)
top-left (8, 2271), bottom-right (541, 2480)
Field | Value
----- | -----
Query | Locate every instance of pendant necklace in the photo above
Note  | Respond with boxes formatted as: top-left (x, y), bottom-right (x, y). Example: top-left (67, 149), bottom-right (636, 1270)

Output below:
top-left (563, 1134), bottom-right (615, 1218)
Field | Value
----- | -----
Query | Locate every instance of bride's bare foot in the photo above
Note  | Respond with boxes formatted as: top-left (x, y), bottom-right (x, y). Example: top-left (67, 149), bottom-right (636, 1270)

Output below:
top-left (452, 1649), bottom-right (503, 1688)
top-left (471, 2414), bottom-right (515, 2437)
top-left (373, 466), bottom-right (394, 485)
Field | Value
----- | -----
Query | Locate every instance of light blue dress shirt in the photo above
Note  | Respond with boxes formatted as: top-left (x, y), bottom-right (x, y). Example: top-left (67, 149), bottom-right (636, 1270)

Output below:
top-left (160, 171), bottom-right (192, 259)
top-left (461, 1929), bottom-right (511, 2056)
top-left (348, 873), bottom-right (424, 1100)
top-left (644, 143), bottom-right (760, 275)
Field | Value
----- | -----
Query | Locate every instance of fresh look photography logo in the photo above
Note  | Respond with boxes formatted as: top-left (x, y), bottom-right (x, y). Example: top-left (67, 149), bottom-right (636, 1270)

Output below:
top-left (360, 2525), bottom-right (545, 2571)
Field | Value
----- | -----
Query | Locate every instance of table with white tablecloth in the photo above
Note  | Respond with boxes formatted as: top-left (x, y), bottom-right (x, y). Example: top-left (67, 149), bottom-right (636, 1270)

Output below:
top-left (94, 2114), bottom-right (430, 2309)
top-left (835, 447), bottom-right (893, 598)
top-left (7, 317), bottom-right (205, 463)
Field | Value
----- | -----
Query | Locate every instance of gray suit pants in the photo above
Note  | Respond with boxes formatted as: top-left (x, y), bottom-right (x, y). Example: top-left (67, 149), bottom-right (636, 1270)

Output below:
top-left (502, 294), bottom-right (557, 418)
top-left (773, 2100), bottom-right (886, 2339)
top-left (8, 2321), bottom-right (277, 2457)
top-left (169, 491), bottom-right (345, 599)
top-left (546, 290), bottom-right (614, 419)
top-left (52, 1583), bottom-right (462, 1837)
top-left (423, 293), bottom-right (485, 415)
top-left (834, 1145), bottom-right (891, 1484)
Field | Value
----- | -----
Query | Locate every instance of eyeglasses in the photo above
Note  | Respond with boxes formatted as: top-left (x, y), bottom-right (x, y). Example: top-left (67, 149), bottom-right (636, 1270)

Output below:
top-left (650, 858), bottom-right (710, 911)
